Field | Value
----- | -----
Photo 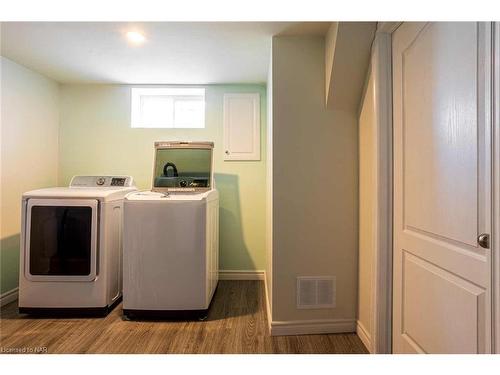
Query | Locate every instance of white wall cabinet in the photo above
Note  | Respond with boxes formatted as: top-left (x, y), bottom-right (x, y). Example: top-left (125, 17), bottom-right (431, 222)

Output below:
top-left (223, 93), bottom-right (260, 161)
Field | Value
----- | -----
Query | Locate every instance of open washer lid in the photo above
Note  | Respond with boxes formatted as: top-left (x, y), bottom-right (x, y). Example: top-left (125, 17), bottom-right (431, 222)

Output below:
top-left (152, 141), bottom-right (214, 193)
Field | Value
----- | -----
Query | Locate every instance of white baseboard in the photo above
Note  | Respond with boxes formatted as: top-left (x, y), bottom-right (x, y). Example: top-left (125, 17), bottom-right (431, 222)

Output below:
top-left (270, 318), bottom-right (356, 336)
top-left (0, 287), bottom-right (19, 307)
top-left (219, 270), bottom-right (265, 280)
top-left (356, 320), bottom-right (373, 353)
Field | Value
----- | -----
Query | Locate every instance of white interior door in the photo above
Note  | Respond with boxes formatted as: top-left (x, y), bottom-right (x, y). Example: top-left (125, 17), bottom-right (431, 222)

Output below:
top-left (392, 22), bottom-right (492, 354)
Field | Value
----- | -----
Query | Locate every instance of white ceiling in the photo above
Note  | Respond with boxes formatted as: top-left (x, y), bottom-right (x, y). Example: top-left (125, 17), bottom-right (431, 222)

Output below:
top-left (0, 22), bottom-right (331, 84)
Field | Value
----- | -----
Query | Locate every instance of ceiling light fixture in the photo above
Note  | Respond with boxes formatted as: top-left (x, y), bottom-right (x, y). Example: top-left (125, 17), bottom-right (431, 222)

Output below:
top-left (126, 31), bottom-right (146, 45)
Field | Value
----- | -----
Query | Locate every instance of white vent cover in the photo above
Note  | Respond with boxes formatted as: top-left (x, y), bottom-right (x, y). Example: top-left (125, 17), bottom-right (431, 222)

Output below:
top-left (297, 276), bottom-right (336, 309)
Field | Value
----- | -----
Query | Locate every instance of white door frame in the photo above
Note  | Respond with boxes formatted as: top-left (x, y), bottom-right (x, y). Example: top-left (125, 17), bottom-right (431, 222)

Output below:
top-left (368, 22), bottom-right (398, 354)
top-left (493, 22), bottom-right (500, 354)
top-left (356, 21), bottom-right (399, 354)
top-left (373, 21), bottom-right (500, 354)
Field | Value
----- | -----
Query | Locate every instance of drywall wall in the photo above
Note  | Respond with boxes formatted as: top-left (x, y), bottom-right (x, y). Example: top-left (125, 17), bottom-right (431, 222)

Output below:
top-left (0, 57), bottom-right (59, 295)
top-left (324, 22), bottom-right (338, 102)
top-left (59, 84), bottom-right (267, 272)
top-left (325, 22), bottom-right (377, 111)
top-left (357, 67), bottom-right (375, 351)
top-left (271, 36), bottom-right (358, 323)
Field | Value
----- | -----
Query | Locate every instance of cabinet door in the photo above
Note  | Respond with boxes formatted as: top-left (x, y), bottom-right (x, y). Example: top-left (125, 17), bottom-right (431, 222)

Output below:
top-left (223, 93), bottom-right (260, 161)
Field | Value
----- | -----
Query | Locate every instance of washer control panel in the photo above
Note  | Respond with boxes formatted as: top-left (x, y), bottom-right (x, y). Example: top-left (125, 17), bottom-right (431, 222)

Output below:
top-left (70, 175), bottom-right (135, 188)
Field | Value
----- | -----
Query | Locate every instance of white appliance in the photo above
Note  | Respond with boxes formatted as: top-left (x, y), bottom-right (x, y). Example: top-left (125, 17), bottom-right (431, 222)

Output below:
top-left (123, 141), bottom-right (219, 319)
top-left (18, 176), bottom-right (137, 315)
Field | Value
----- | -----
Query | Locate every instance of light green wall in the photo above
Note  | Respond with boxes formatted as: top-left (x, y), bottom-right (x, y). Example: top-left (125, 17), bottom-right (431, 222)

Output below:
top-left (59, 84), bottom-right (267, 271)
top-left (1, 235), bottom-right (20, 294)
top-left (1, 57), bottom-right (60, 294)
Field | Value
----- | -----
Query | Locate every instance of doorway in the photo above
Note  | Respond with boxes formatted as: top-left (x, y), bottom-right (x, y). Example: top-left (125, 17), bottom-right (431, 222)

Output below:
top-left (369, 21), bottom-right (500, 354)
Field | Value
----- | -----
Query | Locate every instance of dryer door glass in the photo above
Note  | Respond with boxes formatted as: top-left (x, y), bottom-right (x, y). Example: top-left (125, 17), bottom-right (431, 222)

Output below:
top-left (29, 206), bottom-right (92, 276)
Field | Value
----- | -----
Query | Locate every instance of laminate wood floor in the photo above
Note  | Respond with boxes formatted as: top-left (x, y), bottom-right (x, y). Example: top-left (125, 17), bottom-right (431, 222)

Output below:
top-left (0, 281), bottom-right (367, 354)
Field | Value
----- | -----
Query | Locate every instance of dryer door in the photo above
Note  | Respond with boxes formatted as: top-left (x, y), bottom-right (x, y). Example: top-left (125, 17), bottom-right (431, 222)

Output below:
top-left (25, 198), bottom-right (99, 282)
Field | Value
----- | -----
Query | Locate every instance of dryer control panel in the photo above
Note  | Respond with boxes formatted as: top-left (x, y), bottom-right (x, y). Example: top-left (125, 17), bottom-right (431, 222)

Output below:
top-left (70, 176), bottom-right (135, 188)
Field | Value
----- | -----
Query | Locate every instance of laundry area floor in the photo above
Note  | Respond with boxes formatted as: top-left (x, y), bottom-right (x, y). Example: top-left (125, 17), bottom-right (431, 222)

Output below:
top-left (0, 281), bottom-right (367, 354)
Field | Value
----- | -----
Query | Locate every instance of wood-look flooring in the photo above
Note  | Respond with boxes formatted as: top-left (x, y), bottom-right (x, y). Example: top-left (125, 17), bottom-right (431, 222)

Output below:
top-left (0, 280), bottom-right (367, 354)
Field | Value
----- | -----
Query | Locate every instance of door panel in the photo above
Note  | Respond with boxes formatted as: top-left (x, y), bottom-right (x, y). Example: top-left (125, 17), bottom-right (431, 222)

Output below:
top-left (402, 251), bottom-right (486, 354)
top-left (25, 198), bottom-right (99, 282)
top-left (402, 23), bottom-right (478, 246)
top-left (393, 22), bottom-right (492, 353)
top-left (29, 205), bottom-right (93, 276)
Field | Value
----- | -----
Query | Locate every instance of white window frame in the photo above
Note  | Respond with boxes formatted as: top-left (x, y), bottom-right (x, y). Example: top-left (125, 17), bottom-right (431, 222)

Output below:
top-left (131, 87), bottom-right (205, 129)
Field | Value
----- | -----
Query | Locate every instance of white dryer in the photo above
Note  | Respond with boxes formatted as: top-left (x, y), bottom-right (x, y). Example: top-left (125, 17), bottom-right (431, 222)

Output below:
top-left (19, 176), bottom-right (136, 315)
top-left (123, 142), bottom-right (219, 319)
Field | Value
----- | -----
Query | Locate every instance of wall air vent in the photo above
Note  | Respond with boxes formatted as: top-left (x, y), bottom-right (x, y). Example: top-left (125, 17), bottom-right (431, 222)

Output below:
top-left (297, 276), bottom-right (336, 309)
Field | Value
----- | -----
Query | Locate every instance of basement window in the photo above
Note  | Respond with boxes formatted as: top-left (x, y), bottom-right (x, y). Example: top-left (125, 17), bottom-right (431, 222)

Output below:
top-left (131, 87), bottom-right (205, 128)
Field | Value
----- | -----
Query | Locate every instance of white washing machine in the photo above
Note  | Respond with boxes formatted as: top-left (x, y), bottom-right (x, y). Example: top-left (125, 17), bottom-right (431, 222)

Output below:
top-left (123, 141), bottom-right (219, 319)
top-left (18, 176), bottom-right (136, 315)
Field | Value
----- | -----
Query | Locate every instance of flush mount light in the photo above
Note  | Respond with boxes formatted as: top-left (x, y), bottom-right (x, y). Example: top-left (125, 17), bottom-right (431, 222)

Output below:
top-left (126, 31), bottom-right (146, 45)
